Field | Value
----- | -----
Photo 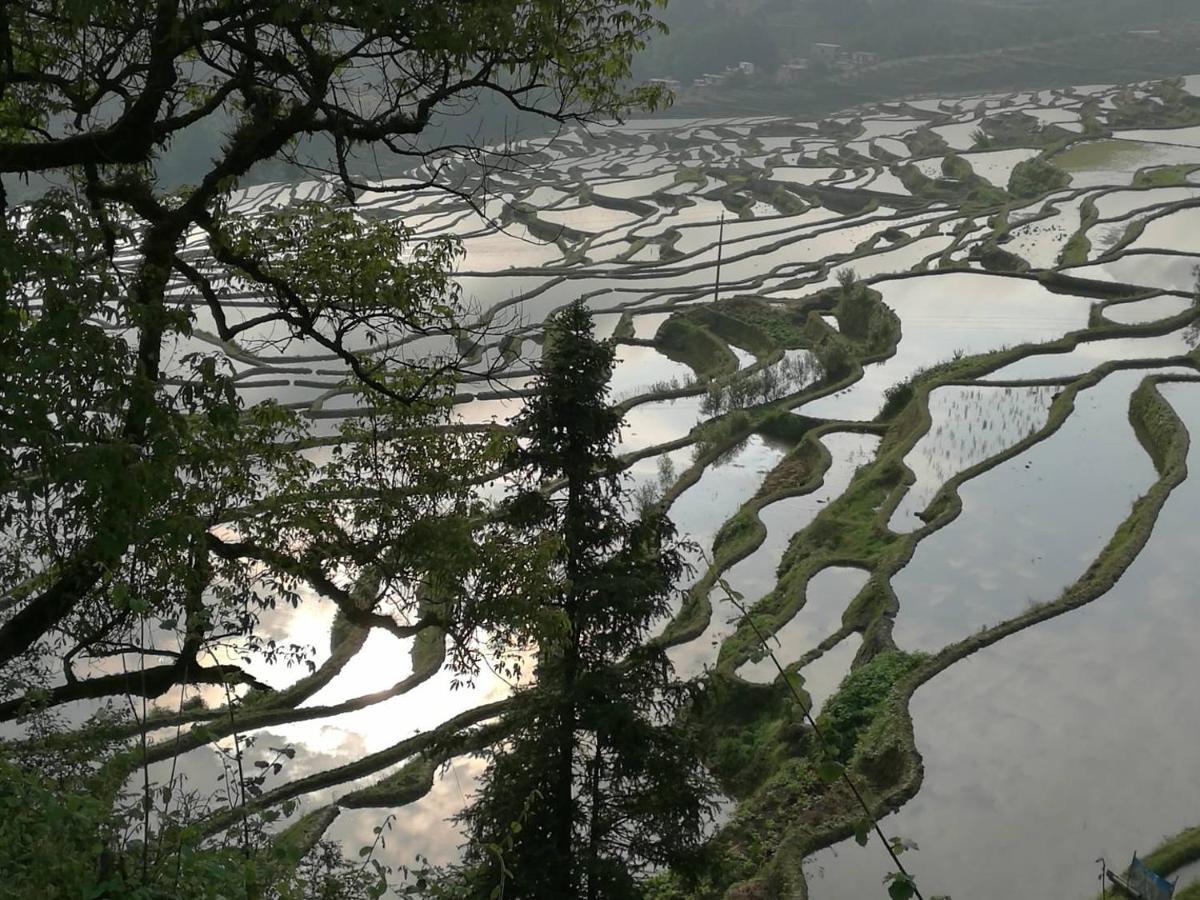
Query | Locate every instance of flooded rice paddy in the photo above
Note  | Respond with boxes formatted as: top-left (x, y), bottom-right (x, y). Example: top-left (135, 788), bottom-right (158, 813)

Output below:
top-left (28, 74), bottom-right (1200, 896)
top-left (809, 383), bottom-right (1200, 899)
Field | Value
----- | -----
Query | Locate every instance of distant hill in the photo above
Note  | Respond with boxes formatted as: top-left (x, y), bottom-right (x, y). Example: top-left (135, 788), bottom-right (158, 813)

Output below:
top-left (634, 0), bottom-right (1200, 116)
top-left (638, 0), bottom-right (1194, 80)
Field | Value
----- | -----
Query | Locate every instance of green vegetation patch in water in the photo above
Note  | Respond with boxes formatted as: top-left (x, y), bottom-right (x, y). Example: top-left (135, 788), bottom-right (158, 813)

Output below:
top-left (1054, 139), bottom-right (1165, 173)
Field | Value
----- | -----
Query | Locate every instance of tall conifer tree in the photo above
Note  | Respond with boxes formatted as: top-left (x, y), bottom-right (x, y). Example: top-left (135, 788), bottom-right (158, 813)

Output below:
top-left (455, 301), bottom-right (714, 899)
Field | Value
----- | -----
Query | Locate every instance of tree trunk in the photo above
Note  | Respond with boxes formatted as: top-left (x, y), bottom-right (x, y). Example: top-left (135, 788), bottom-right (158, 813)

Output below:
top-left (585, 738), bottom-right (605, 900)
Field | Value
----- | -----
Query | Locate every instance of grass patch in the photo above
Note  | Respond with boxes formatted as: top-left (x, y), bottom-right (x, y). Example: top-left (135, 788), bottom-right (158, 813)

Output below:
top-left (1144, 825), bottom-right (1200, 879)
top-left (903, 128), bottom-right (949, 158)
top-left (668, 270), bottom-right (1200, 896)
top-left (972, 244), bottom-right (1030, 273)
top-left (683, 305), bottom-right (777, 359)
top-left (693, 675), bottom-right (801, 799)
top-left (711, 507), bottom-right (763, 559)
top-left (1059, 229), bottom-right (1092, 267)
top-left (656, 314), bottom-right (739, 380)
top-left (1130, 376), bottom-right (1190, 474)
top-left (817, 651), bottom-right (925, 763)
top-left (693, 651), bottom-right (925, 894)
top-left (1134, 164), bottom-right (1200, 187)
top-left (1055, 139), bottom-right (1166, 174)
top-left (756, 428), bottom-right (823, 494)
top-left (612, 311), bottom-right (636, 340)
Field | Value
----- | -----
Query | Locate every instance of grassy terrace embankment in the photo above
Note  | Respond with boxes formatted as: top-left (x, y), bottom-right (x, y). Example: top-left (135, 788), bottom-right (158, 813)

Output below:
top-left (626, 262), bottom-right (1200, 896)
top-left (361, 80), bottom-right (1200, 896)
top-left (704, 365), bottom-right (1194, 898)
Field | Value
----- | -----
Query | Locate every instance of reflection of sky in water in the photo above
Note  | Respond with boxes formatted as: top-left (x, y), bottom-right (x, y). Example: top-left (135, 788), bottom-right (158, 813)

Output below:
top-left (617, 395), bottom-right (707, 454)
top-left (623, 445), bottom-right (696, 512)
top-left (810, 381), bottom-right (1200, 900)
top-left (276, 641), bottom-right (514, 756)
top-left (631, 310), bottom-right (672, 340)
top-left (865, 170), bottom-right (911, 196)
top-left (590, 311), bottom-right (623, 339)
top-left (794, 634), bottom-right (862, 716)
top-left (669, 433), bottom-right (877, 679)
top-left (959, 147), bottom-right (1040, 187)
top-left (800, 273), bottom-right (1094, 421)
top-left (325, 755), bottom-right (486, 874)
top-left (1102, 295), bottom-right (1193, 326)
top-left (769, 213), bottom-right (945, 278)
top-left (142, 634), bottom-right (516, 815)
top-left (1131, 206), bottom-right (1200, 253)
top-left (931, 120), bottom-right (981, 151)
top-left (630, 196), bottom-right (737, 235)
top-left (914, 156), bottom-right (945, 179)
top-left (590, 172), bottom-right (680, 200)
top-left (241, 589), bottom-right (341, 687)
top-left (891, 385), bottom-right (1056, 531)
top-left (1058, 139), bottom-right (1200, 189)
top-left (858, 118), bottom-right (923, 141)
top-left (537, 203), bottom-right (643, 232)
top-left (1092, 186), bottom-right (1200, 221)
top-left (766, 167), bottom-right (839, 186)
top-left (737, 567), bottom-right (869, 700)
top-left (729, 345), bottom-right (758, 369)
top-left (984, 329), bottom-right (1196, 380)
top-left (35, 90), bottom-right (1200, 888)
top-left (452, 392), bottom-right (525, 426)
top-left (801, 234), bottom-right (954, 293)
top-left (893, 368), bottom-right (1183, 652)
top-left (1067, 252), bottom-right (1200, 294)
top-left (457, 225), bottom-right (562, 272)
top-left (1173, 858), bottom-right (1200, 892)
top-left (667, 435), bottom-right (789, 565)
top-left (609, 344), bottom-right (695, 399)
top-left (453, 273), bottom-right (552, 314)
top-left (659, 435), bottom-right (790, 639)
top-left (1114, 124), bottom-right (1200, 147)
top-left (1005, 195), bottom-right (1089, 269)
top-left (1028, 107), bottom-right (1081, 127)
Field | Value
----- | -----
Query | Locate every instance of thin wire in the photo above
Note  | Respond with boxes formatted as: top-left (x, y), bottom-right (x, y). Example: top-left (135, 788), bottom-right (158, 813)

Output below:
top-left (717, 578), bottom-right (926, 900)
top-left (449, 757), bottom-right (469, 808)
top-left (698, 224), bottom-right (923, 894)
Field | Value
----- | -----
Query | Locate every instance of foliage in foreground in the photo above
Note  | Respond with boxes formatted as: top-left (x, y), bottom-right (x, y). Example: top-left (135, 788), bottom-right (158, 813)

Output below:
top-left (1, 0), bottom-right (671, 896)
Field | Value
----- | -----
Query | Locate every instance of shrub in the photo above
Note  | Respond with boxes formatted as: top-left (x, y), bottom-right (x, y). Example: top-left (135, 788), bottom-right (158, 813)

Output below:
top-left (879, 380), bottom-right (915, 420)
top-left (1008, 157), bottom-right (1071, 199)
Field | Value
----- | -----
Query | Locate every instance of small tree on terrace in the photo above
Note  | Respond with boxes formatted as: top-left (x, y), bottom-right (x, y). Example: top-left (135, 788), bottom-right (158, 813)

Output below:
top-left (452, 301), bottom-right (716, 899)
top-left (836, 267), bottom-right (874, 340)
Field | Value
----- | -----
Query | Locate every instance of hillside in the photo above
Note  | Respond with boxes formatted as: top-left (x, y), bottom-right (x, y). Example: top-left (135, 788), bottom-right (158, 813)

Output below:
top-left (635, 0), bottom-right (1200, 116)
top-left (639, 0), bottom-right (1192, 75)
top-left (640, 22), bottom-right (1200, 119)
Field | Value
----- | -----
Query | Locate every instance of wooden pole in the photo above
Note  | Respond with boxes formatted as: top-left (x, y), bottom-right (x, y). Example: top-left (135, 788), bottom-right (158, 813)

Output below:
top-left (713, 213), bottom-right (725, 303)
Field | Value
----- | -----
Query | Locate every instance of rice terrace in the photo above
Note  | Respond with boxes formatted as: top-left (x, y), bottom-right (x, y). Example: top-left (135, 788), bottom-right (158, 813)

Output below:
top-left (6, 7), bottom-right (1200, 899)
